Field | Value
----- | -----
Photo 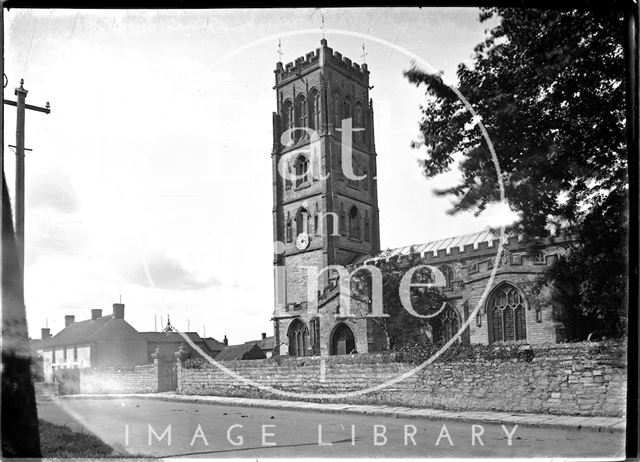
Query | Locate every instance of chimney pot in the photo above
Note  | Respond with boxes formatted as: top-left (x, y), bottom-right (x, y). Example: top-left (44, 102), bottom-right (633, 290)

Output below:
top-left (223, 335), bottom-right (228, 346)
top-left (91, 309), bottom-right (102, 320)
top-left (113, 303), bottom-right (125, 319)
top-left (41, 328), bottom-right (51, 340)
top-left (64, 315), bottom-right (75, 327)
top-left (262, 332), bottom-right (267, 340)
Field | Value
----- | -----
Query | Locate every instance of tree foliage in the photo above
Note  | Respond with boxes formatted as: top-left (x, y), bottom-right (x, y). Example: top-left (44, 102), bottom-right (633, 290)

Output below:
top-left (405, 8), bottom-right (627, 338)
top-left (351, 258), bottom-right (446, 348)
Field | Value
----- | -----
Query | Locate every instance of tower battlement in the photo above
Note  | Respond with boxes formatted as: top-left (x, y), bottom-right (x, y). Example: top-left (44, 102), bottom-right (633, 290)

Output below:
top-left (274, 39), bottom-right (369, 87)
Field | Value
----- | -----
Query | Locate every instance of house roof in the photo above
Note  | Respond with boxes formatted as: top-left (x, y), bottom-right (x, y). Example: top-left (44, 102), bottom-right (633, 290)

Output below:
top-left (38, 315), bottom-right (140, 349)
top-left (215, 343), bottom-right (265, 361)
top-left (203, 337), bottom-right (227, 352)
top-left (244, 336), bottom-right (276, 352)
top-left (137, 331), bottom-right (205, 343)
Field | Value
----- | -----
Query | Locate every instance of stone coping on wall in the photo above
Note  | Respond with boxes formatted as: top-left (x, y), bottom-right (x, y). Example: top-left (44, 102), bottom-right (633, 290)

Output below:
top-left (81, 364), bottom-right (156, 373)
top-left (183, 340), bottom-right (626, 369)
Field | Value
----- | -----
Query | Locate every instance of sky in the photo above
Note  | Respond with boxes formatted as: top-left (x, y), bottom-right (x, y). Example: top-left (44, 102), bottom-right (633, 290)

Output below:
top-left (4, 8), bottom-right (517, 343)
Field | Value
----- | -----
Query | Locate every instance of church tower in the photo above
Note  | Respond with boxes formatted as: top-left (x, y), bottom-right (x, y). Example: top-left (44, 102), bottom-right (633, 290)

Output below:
top-left (271, 39), bottom-right (383, 357)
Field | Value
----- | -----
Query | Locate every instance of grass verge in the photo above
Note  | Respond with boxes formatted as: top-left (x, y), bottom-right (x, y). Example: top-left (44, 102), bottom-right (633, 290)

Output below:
top-left (39, 419), bottom-right (114, 458)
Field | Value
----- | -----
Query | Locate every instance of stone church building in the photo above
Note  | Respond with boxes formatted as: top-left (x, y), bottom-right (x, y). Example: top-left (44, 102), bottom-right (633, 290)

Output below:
top-left (271, 40), bottom-right (569, 357)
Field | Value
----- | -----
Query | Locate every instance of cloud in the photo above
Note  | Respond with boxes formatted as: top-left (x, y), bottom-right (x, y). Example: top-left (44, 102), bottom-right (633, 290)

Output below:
top-left (122, 248), bottom-right (222, 291)
top-left (28, 171), bottom-right (79, 214)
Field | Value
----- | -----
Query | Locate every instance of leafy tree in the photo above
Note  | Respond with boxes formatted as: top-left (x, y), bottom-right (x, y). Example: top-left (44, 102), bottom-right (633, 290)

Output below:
top-left (351, 257), bottom-right (446, 348)
top-left (404, 8), bottom-right (627, 338)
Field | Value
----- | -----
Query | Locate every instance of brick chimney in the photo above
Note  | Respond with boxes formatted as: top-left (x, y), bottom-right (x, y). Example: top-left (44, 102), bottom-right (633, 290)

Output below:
top-left (261, 332), bottom-right (267, 340)
top-left (91, 309), bottom-right (102, 320)
top-left (64, 315), bottom-right (75, 327)
top-left (113, 303), bottom-right (125, 319)
top-left (41, 328), bottom-right (51, 340)
top-left (223, 335), bottom-right (228, 346)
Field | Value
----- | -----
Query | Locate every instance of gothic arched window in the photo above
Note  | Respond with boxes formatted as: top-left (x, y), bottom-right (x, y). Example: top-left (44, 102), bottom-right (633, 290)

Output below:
top-left (332, 91), bottom-right (342, 131)
top-left (282, 100), bottom-right (294, 142)
top-left (487, 283), bottom-right (527, 343)
top-left (296, 208), bottom-right (310, 236)
top-left (348, 206), bottom-right (361, 240)
top-left (432, 305), bottom-right (460, 344)
top-left (309, 89), bottom-right (320, 131)
top-left (288, 319), bottom-right (308, 357)
top-left (364, 211), bottom-right (370, 242)
top-left (354, 101), bottom-right (364, 143)
top-left (295, 96), bottom-right (308, 141)
top-left (344, 97), bottom-right (352, 124)
top-left (286, 212), bottom-right (292, 242)
top-left (439, 265), bottom-right (455, 290)
top-left (294, 155), bottom-right (308, 187)
top-left (339, 204), bottom-right (346, 235)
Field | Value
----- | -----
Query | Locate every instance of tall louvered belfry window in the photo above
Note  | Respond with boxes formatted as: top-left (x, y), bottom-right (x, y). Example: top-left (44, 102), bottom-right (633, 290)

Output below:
top-left (309, 89), bottom-right (320, 131)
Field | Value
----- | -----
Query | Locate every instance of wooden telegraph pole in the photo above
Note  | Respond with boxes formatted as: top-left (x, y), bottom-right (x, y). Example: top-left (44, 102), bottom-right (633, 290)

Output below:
top-left (1, 72), bottom-right (50, 457)
top-left (4, 79), bottom-right (50, 277)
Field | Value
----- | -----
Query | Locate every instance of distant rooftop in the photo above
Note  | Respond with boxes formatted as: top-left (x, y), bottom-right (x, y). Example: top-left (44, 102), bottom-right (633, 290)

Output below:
top-left (216, 343), bottom-right (265, 361)
top-left (39, 315), bottom-right (139, 348)
top-left (244, 336), bottom-right (276, 352)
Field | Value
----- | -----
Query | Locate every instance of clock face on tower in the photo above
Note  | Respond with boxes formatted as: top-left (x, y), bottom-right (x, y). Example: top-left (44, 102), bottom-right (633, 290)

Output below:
top-left (295, 232), bottom-right (310, 250)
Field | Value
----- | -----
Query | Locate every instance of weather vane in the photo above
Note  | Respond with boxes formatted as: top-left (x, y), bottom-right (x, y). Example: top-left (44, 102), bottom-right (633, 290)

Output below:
top-left (321, 13), bottom-right (326, 39)
top-left (361, 43), bottom-right (368, 64)
top-left (277, 38), bottom-right (283, 62)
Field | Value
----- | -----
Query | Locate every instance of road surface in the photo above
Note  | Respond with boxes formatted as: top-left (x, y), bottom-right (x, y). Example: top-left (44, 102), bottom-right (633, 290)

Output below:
top-left (37, 397), bottom-right (624, 458)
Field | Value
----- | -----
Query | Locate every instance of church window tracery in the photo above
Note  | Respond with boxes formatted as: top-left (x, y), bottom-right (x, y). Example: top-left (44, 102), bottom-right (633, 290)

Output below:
top-left (288, 319), bottom-right (308, 357)
top-left (432, 305), bottom-right (460, 344)
top-left (487, 283), bottom-right (527, 343)
top-left (295, 95), bottom-right (307, 139)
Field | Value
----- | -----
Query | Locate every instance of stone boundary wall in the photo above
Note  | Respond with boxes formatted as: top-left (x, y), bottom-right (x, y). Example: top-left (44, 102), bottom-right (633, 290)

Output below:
top-left (179, 341), bottom-right (626, 417)
top-left (78, 365), bottom-right (158, 394)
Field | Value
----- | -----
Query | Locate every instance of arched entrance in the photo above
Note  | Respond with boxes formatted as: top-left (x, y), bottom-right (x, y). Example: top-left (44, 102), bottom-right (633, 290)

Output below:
top-left (288, 319), bottom-right (308, 357)
top-left (330, 323), bottom-right (356, 355)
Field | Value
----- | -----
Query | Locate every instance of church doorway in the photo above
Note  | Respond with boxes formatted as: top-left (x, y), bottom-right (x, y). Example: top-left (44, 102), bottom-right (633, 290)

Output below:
top-left (288, 319), bottom-right (308, 357)
top-left (330, 323), bottom-right (356, 355)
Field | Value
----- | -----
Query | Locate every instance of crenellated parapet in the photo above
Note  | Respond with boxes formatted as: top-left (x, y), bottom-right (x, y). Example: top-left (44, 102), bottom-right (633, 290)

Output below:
top-left (275, 39), bottom-right (369, 87)
top-left (363, 231), bottom-right (573, 268)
